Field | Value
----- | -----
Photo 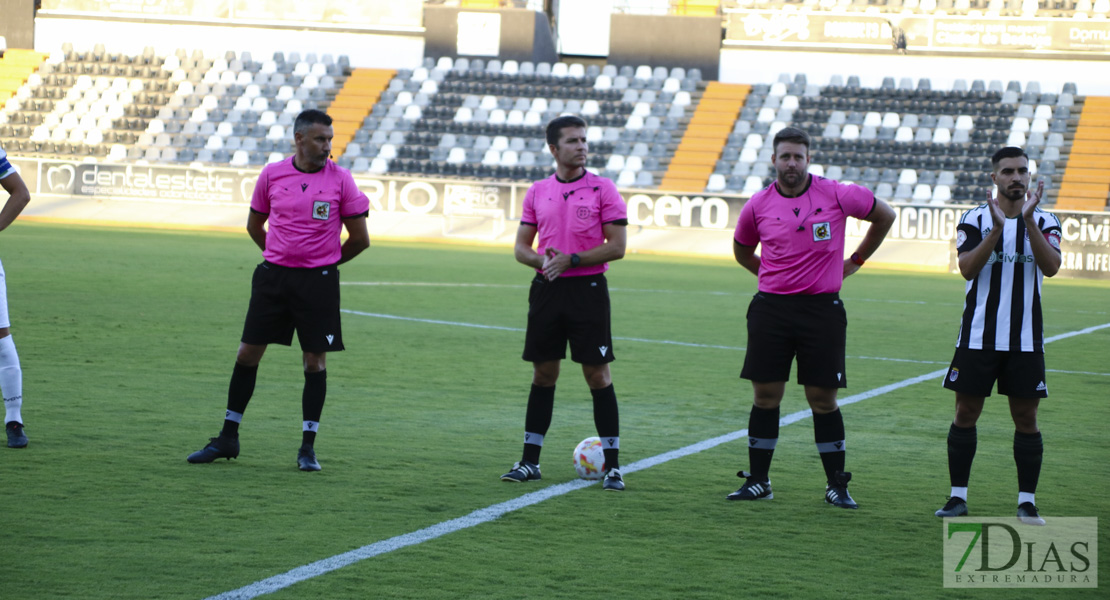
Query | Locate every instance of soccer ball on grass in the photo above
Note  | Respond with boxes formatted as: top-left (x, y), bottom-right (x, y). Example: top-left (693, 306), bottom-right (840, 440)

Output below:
top-left (572, 436), bottom-right (606, 480)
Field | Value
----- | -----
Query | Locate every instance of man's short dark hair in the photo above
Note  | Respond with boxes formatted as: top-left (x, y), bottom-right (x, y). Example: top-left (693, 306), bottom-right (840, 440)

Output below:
top-left (991, 146), bottom-right (1028, 169)
top-left (546, 115), bottom-right (588, 146)
top-left (294, 109), bottom-right (332, 136)
top-left (772, 126), bottom-right (811, 154)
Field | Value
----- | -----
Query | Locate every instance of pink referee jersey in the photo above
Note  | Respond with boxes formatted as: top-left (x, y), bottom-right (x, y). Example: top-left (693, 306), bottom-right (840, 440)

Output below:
top-left (521, 172), bottom-right (627, 277)
top-left (735, 175), bottom-right (875, 295)
top-left (250, 157), bottom-right (370, 268)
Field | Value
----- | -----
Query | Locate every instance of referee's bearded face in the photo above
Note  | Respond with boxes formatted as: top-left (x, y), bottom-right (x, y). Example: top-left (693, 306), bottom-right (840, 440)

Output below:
top-left (551, 127), bottom-right (588, 171)
top-left (772, 141), bottom-right (809, 189)
top-left (296, 123), bottom-right (334, 171)
top-left (991, 155), bottom-right (1031, 202)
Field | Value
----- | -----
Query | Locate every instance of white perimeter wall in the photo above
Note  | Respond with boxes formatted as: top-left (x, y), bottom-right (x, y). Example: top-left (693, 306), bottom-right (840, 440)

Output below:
top-left (720, 48), bottom-right (1110, 96)
top-left (33, 17), bottom-right (425, 70)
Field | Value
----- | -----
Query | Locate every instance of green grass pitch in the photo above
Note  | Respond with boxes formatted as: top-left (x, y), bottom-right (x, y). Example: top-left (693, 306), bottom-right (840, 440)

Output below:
top-left (1, 221), bottom-right (1106, 599)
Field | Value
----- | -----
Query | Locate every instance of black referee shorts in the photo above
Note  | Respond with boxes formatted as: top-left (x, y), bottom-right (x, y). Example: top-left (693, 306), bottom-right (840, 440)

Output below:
top-left (943, 347), bottom-right (1048, 398)
top-left (740, 292), bottom-right (847, 388)
top-left (522, 273), bottom-right (615, 365)
top-left (241, 261), bottom-right (345, 354)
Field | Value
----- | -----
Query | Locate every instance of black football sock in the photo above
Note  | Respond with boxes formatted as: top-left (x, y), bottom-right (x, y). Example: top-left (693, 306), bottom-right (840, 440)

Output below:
top-left (591, 384), bottom-right (620, 469)
top-left (814, 409), bottom-right (846, 484)
top-left (301, 369), bottom-right (327, 447)
top-left (522, 384), bottom-right (555, 464)
top-left (748, 405), bottom-right (779, 481)
top-left (1014, 430), bottom-right (1043, 495)
top-left (947, 423), bottom-right (977, 494)
top-left (221, 362), bottom-right (258, 438)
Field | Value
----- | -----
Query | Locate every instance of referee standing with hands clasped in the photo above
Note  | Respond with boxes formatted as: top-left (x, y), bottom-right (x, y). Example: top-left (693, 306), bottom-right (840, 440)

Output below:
top-left (730, 127), bottom-right (895, 508)
top-left (500, 115), bottom-right (629, 491)
top-left (187, 109), bottom-right (370, 471)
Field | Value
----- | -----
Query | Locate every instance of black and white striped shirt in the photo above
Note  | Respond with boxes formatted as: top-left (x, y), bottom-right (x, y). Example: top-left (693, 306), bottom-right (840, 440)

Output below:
top-left (954, 204), bottom-right (1062, 353)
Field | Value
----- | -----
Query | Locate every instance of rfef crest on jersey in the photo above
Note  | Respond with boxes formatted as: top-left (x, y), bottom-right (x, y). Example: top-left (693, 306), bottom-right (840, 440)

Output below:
top-left (812, 221), bottom-right (831, 241)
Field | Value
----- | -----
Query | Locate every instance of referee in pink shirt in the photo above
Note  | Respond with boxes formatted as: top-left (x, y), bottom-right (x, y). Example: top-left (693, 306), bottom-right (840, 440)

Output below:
top-left (188, 109), bottom-right (370, 471)
top-left (500, 115), bottom-right (629, 491)
top-left (729, 127), bottom-right (895, 508)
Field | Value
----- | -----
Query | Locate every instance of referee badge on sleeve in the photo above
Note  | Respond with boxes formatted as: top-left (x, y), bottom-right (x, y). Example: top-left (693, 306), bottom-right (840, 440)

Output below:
top-left (812, 222), bottom-right (831, 242)
top-left (312, 201), bottom-right (331, 220)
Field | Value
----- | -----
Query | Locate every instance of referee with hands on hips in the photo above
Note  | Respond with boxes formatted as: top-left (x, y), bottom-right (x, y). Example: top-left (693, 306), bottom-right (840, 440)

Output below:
top-left (500, 115), bottom-right (629, 491)
top-left (730, 126), bottom-right (895, 508)
top-left (187, 109), bottom-right (370, 471)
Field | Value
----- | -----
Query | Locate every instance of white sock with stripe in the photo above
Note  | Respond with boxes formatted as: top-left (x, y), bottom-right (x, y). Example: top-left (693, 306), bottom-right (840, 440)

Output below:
top-left (0, 335), bottom-right (23, 425)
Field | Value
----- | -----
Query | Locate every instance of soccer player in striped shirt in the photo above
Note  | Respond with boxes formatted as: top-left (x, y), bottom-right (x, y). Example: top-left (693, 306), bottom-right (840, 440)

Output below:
top-left (0, 145), bottom-right (31, 448)
top-left (935, 147), bottom-right (1061, 526)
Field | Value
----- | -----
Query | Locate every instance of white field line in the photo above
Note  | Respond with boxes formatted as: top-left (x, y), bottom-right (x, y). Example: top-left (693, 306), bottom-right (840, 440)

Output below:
top-left (205, 321), bottom-right (1110, 600)
top-left (343, 309), bottom-right (1110, 372)
top-left (340, 281), bottom-right (1108, 316)
top-left (341, 309), bottom-right (907, 358)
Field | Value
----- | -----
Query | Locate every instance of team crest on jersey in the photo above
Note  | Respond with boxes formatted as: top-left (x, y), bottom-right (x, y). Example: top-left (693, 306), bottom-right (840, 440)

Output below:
top-left (312, 200), bottom-right (330, 220)
top-left (956, 230), bottom-right (967, 248)
top-left (812, 222), bottom-right (831, 242)
top-left (576, 206), bottom-right (591, 219)
top-left (949, 368), bottom-right (959, 382)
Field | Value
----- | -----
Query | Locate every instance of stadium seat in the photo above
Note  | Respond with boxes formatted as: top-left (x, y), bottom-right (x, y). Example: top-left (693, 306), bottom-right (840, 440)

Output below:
top-left (875, 182), bottom-right (894, 201)
top-left (742, 176), bottom-right (764, 194)
top-left (931, 185), bottom-right (952, 204)
top-left (367, 157), bottom-right (387, 174)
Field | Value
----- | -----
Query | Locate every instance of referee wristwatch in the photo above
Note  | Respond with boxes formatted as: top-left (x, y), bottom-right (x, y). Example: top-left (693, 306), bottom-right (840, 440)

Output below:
top-left (570, 253), bottom-right (581, 268)
top-left (850, 252), bottom-right (865, 266)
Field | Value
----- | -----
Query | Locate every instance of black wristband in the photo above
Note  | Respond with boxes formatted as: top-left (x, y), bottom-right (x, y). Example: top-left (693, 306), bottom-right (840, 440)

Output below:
top-left (570, 253), bottom-right (581, 267)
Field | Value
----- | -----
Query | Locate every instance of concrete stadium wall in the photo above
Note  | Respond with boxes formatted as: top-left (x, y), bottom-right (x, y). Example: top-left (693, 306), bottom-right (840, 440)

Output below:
top-left (32, 17), bottom-right (424, 69)
top-left (720, 48), bottom-right (1110, 96)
